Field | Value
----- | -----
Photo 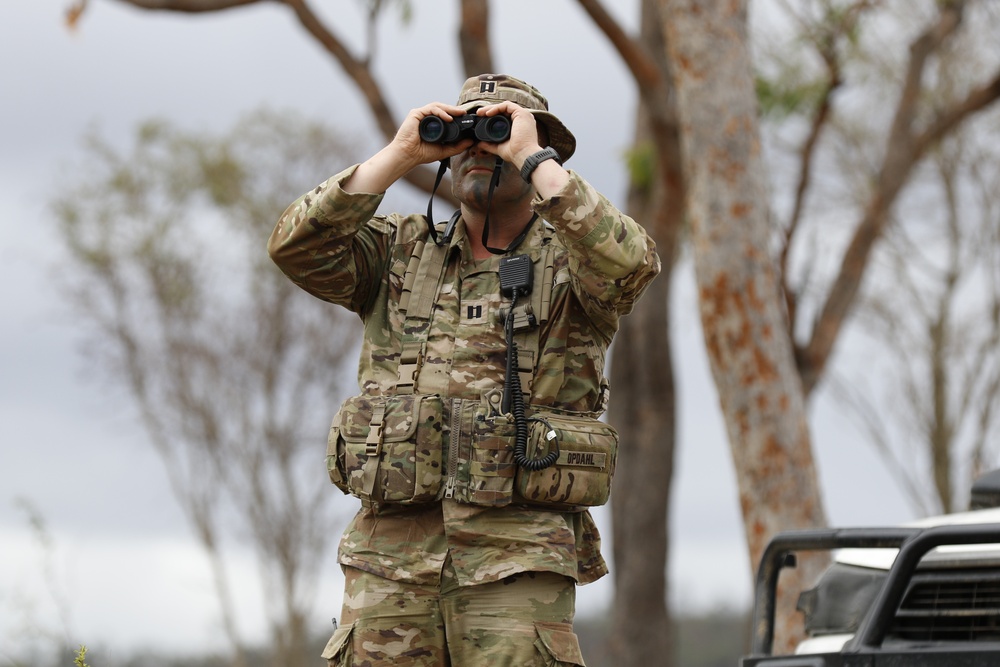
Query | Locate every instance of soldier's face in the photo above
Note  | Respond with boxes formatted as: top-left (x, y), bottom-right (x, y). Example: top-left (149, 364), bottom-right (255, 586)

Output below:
top-left (450, 143), bottom-right (533, 213)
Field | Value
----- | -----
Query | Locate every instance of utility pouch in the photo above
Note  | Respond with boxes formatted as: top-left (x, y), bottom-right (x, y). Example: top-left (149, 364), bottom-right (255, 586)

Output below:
top-left (330, 393), bottom-right (445, 505)
top-left (514, 412), bottom-right (619, 510)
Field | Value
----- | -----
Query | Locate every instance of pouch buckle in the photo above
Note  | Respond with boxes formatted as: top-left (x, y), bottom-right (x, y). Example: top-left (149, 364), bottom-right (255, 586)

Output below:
top-left (365, 403), bottom-right (386, 456)
top-left (395, 342), bottom-right (426, 395)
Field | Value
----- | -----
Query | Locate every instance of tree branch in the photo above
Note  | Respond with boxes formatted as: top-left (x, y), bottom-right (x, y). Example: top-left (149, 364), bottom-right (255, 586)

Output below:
top-left (781, 2), bottom-right (877, 340)
top-left (98, 0), bottom-right (457, 204)
top-left (575, 0), bottom-right (661, 90)
top-left (915, 67), bottom-right (1000, 154)
top-left (782, 68), bottom-right (840, 347)
top-left (797, 1), bottom-right (974, 395)
top-left (459, 0), bottom-right (493, 77)
top-left (106, 0), bottom-right (265, 11)
top-left (279, 0), bottom-right (457, 204)
top-left (279, 0), bottom-right (393, 136)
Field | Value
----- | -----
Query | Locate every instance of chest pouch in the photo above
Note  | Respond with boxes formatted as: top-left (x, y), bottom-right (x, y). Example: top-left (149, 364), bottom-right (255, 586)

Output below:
top-left (327, 393), bottom-right (446, 508)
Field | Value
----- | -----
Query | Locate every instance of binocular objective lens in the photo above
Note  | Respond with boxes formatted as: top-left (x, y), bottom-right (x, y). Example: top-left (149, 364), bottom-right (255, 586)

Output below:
top-left (419, 117), bottom-right (445, 143)
top-left (483, 116), bottom-right (511, 142)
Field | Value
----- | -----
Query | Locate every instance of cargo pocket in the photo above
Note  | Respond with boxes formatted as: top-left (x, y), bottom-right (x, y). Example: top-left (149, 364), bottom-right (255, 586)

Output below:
top-left (534, 622), bottom-right (585, 667)
top-left (467, 405), bottom-right (517, 507)
top-left (337, 393), bottom-right (445, 505)
top-left (515, 412), bottom-right (618, 510)
top-left (320, 622), bottom-right (354, 666)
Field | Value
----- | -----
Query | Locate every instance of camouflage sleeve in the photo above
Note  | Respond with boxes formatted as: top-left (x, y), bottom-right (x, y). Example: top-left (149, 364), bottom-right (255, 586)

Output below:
top-left (532, 170), bottom-right (661, 333)
top-left (267, 164), bottom-right (394, 315)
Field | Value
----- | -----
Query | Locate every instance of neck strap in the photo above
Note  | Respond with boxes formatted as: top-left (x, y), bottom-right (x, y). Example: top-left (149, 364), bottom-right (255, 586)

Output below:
top-left (481, 157), bottom-right (537, 255)
top-left (424, 160), bottom-right (455, 247)
top-left (424, 157), bottom-right (536, 255)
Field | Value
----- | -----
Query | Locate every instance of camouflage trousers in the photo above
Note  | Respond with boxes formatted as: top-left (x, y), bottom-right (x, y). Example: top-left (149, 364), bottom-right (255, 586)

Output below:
top-left (320, 563), bottom-right (586, 666)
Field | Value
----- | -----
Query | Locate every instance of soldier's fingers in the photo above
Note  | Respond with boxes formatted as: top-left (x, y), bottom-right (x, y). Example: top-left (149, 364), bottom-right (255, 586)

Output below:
top-left (412, 103), bottom-right (467, 121)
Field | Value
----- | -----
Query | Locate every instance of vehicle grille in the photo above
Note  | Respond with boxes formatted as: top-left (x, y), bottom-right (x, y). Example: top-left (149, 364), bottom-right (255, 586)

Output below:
top-left (889, 569), bottom-right (1000, 642)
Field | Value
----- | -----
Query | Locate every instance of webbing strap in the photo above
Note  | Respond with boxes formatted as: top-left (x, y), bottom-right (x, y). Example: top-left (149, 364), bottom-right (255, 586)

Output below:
top-left (410, 241), bottom-right (449, 321)
top-left (359, 402), bottom-right (387, 505)
top-left (395, 232), bottom-right (448, 392)
top-left (398, 239), bottom-right (425, 314)
top-left (393, 223), bottom-right (556, 404)
top-left (539, 244), bottom-right (554, 322)
top-left (517, 349), bottom-right (535, 402)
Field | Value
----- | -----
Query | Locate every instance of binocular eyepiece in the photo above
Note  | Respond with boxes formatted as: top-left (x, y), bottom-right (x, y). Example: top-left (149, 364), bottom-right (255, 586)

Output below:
top-left (419, 113), bottom-right (512, 145)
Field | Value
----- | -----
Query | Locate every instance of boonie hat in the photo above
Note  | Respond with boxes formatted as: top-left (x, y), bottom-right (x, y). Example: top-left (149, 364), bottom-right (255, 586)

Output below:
top-left (456, 74), bottom-right (576, 163)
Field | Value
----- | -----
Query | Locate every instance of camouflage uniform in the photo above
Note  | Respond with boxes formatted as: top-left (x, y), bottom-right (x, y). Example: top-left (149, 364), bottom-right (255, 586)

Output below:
top-left (269, 75), bottom-right (660, 666)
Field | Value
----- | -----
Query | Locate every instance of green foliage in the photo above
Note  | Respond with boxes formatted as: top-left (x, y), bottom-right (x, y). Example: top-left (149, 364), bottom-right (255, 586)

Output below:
top-left (395, 0), bottom-right (413, 26)
top-left (753, 0), bottom-right (873, 121)
top-left (199, 148), bottom-right (247, 208)
top-left (623, 142), bottom-right (656, 195)
top-left (756, 74), bottom-right (830, 120)
top-left (73, 645), bottom-right (91, 667)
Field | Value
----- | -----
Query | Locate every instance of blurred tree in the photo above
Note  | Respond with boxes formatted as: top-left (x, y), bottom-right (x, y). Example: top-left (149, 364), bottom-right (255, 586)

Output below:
top-left (662, 0), bottom-right (1000, 652)
top-left (54, 110), bottom-right (361, 667)
top-left (821, 2), bottom-right (1000, 515)
top-left (763, 1), bottom-right (1000, 399)
top-left (661, 0), bottom-right (828, 651)
top-left (578, 1), bottom-right (683, 664)
top-left (755, 0), bottom-right (1000, 515)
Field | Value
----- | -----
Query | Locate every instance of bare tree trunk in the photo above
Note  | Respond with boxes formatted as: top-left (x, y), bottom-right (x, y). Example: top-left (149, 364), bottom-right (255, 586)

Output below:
top-left (660, 0), bottom-right (828, 652)
top-left (200, 523), bottom-right (249, 667)
top-left (609, 178), bottom-right (677, 667)
top-left (608, 0), bottom-right (684, 664)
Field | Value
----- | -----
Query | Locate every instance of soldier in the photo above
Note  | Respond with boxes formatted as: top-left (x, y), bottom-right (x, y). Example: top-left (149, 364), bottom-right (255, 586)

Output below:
top-left (269, 74), bottom-right (660, 666)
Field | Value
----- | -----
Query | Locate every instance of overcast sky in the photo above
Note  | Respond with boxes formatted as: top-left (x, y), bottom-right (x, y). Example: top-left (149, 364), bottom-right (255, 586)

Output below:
top-left (0, 0), bottom-right (914, 659)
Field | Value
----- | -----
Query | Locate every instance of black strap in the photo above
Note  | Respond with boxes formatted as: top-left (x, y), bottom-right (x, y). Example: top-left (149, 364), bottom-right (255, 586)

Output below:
top-left (482, 157), bottom-right (538, 255)
top-left (424, 156), bottom-right (537, 254)
top-left (424, 160), bottom-right (455, 247)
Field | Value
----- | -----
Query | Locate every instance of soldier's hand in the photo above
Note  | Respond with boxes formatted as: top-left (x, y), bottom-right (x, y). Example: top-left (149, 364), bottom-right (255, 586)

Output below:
top-left (344, 103), bottom-right (473, 195)
top-left (473, 102), bottom-right (545, 171)
top-left (391, 103), bottom-right (475, 170)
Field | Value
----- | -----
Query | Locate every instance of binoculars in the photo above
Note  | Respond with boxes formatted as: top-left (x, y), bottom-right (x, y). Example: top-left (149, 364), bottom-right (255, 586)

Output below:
top-left (419, 113), bottom-right (512, 144)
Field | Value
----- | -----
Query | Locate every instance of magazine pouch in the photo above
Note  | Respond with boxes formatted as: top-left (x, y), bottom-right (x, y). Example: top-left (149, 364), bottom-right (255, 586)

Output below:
top-left (466, 392), bottom-right (518, 507)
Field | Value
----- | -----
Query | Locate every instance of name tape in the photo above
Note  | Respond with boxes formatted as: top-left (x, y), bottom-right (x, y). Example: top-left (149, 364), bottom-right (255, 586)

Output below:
top-left (557, 450), bottom-right (607, 469)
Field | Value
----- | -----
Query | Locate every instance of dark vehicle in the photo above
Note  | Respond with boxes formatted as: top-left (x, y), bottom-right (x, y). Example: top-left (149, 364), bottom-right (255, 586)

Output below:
top-left (741, 470), bottom-right (1000, 666)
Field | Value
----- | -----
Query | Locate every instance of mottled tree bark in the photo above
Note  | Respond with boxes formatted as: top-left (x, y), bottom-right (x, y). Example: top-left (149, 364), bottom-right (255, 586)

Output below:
top-left (660, 0), bottom-right (829, 652)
